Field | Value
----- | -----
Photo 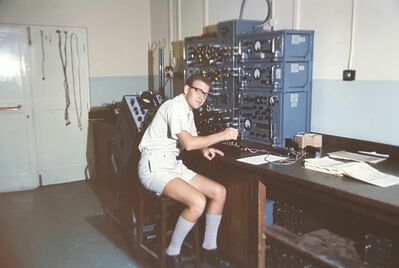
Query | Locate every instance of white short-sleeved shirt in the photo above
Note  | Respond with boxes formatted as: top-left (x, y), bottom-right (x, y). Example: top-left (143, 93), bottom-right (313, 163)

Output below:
top-left (138, 94), bottom-right (198, 194)
top-left (139, 94), bottom-right (197, 154)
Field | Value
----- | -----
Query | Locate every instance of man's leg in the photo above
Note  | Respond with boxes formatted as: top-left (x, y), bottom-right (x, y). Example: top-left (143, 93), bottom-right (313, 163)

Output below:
top-left (190, 174), bottom-right (226, 249)
top-left (202, 214), bottom-right (222, 250)
top-left (162, 178), bottom-right (206, 256)
top-left (189, 174), bottom-right (231, 267)
top-left (165, 215), bottom-right (195, 256)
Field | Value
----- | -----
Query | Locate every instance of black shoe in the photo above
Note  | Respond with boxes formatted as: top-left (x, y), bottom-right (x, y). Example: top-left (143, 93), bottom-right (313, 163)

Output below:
top-left (165, 254), bottom-right (182, 268)
top-left (201, 248), bottom-right (232, 267)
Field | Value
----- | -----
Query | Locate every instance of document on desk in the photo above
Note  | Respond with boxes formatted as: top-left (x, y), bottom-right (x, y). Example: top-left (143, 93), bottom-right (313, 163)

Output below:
top-left (304, 157), bottom-right (345, 176)
top-left (237, 154), bottom-right (287, 165)
top-left (338, 162), bottom-right (399, 187)
top-left (304, 157), bottom-right (399, 187)
top-left (328, 150), bottom-right (388, 164)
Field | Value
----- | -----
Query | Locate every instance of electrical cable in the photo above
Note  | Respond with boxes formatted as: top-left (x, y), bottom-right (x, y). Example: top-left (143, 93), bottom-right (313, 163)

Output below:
top-left (347, 0), bottom-right (356, 69)
top-left (254, 0), bottom-right (273, 29)
top-left (161, 76), bottom-right (171, 92)
top-left (239, 0), bottom-right (272, 29)
top-left (40, 30), bottom-right (46, 80)
top-left (57, 30), bottom-right (71, 126)
top-left (243, 146), bottom-right (305, 165)
top-left (70, 32), bottom-right (83, 129)
top-left (239, 0), bottom-right (247, 20)
top-left (265, 151), bottom-right (305, 165)
top-left (292, 0), bottom-right (298, 29)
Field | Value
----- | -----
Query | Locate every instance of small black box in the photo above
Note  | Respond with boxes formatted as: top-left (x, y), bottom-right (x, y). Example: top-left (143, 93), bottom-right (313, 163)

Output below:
top-left (343, 69), bottom-right (356, 81)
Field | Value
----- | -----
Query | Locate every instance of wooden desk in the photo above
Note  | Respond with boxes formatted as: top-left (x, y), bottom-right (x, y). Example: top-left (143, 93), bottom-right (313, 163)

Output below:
top-left (184, 153), bottom-right (266, 267)
top-left (88, 119), bottom-right (399, 266)
top-left (183, 136), bottom-right (399, 267)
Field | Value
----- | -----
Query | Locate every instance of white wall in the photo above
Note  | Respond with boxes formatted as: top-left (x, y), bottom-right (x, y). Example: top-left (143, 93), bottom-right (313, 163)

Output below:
top-left (295, 0), bottom-right (399, 146)
top-left (207, 0), bottom-right (271, 25)
top-left (0, 0), bottom-right (151, 77)
top-left (298, 0), bottom-right (399, 81)
top-left (150, 0), bottom-right (399, 146)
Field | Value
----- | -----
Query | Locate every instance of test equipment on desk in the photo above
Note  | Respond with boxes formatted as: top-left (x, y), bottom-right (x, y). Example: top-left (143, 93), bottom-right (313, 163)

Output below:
top-left (112, 91), bottom-right (163, 171)
top-left (184, 20), bottom-right (314, 149)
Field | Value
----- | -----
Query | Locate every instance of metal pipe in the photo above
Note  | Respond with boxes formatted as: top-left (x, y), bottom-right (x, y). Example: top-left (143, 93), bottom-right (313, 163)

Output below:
top-left (158, 47), bottom-right (164, 98)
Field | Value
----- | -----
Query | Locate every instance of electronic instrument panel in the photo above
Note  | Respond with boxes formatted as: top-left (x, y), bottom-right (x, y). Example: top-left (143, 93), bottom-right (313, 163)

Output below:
top-left (185, 20), bottom-right (314, 148)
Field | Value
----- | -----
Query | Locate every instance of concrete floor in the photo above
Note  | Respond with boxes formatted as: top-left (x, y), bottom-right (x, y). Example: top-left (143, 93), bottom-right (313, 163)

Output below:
top-left (0, 181), bottom-right (142, 268)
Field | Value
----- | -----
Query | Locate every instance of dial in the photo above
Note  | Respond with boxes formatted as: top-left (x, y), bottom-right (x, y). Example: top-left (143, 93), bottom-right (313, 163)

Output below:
top-left (254, 40), bottom-right (261, 52)
top-left (253, 68), bottom-right (261, 80)
top-left (244, 118), bottom-right (252, 130)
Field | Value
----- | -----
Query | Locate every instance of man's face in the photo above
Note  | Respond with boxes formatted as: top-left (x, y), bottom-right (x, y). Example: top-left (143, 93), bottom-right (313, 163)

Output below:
top-left (183, 80), bottom-right (210, 110)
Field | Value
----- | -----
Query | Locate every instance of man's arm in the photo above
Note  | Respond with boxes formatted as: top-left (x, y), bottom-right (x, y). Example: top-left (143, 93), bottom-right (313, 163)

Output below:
top-left (176, 127), bottom-right (238, 151)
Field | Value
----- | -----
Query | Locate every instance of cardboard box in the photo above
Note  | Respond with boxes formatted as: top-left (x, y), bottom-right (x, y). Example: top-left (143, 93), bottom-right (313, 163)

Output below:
top-left (295, 133), bottom-right (323, 149)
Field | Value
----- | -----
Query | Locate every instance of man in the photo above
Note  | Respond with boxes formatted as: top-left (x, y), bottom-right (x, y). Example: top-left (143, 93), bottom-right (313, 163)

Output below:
top-left (138, 73), bottom-right (238, 267)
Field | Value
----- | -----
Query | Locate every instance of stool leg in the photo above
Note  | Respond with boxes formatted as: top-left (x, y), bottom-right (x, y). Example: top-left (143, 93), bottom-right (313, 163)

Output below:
top-left (194, 224), bottom-right (201, 268)
top-left (130, 208), bottom-right (138, 253)
top-left (159, 201), bottom-right (167, 268)
top-left (137, 195), bottom-right (145, 260)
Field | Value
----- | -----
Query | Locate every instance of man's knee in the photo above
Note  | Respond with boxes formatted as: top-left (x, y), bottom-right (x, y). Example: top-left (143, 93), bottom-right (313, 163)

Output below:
top-left (189, 193), bottom-right (206, 216)
top-left (213, 183), bottom-right (226, 201)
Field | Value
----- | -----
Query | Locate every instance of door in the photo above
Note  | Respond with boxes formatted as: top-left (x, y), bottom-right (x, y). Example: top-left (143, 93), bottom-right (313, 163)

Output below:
top-left (0, 25), bottom-right (39, 192)
top-left (29, 26), bottom-right (90, 185)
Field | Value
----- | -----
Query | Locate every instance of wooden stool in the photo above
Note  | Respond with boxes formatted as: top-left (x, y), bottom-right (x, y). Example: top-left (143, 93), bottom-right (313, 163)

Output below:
top-left (134, 184), bottom-right (201, 268)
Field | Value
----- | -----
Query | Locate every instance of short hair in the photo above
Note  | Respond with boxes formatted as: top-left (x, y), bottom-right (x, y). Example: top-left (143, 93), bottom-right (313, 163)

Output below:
top-left (185, 73), bottom-right (212, 90)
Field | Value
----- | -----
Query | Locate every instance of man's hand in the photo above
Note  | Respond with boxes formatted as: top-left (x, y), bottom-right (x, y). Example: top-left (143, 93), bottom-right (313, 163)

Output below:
top-left (221, 127), bottom-right (239, 141)
top-left (202, 147), bottom-right (224, 160)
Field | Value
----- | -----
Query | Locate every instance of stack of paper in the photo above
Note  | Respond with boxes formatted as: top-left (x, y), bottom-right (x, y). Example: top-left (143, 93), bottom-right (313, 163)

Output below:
top-left (304, 156), bottom-right (399, 187)
top-left (328, 150), bottom-right (388, 164)
top-left (304, 157), bottom-right (346, 176)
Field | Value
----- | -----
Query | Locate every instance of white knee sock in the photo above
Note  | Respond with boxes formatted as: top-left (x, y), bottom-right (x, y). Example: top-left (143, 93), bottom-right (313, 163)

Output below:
top-left (202, 214), bottom-right (222, 250)
top-left (166, 215), bottom-right (195, 256)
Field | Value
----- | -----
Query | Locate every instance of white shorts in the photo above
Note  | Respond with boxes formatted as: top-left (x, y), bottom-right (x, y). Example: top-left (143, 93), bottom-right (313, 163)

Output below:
top-left (138, 152), bottom-right (197, 195)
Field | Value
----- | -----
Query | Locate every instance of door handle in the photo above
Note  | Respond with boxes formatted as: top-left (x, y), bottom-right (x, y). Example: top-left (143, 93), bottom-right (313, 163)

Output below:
top-left (0, 104), bottom-right (22, 111)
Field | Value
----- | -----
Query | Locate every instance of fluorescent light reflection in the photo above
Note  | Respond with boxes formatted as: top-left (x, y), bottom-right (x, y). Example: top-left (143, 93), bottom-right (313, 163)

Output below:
top-left (0, 53), bottom-right (21, 81)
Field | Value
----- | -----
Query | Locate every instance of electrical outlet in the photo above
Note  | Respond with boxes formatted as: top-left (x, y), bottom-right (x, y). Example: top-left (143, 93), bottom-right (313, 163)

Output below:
top-left (343, 69), bottom-right (356, 81)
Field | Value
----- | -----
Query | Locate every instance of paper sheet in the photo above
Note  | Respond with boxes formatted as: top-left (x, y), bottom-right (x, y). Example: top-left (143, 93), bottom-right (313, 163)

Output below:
top-left (304, 156), bottom-right (399, 187)
top-left (339, 162), bottom-right (399, 187)
top-left (328, 150), bottom-right (387, 164)
top-left (237, 154), bottom-right (287, 165)
top-left (304, 157), bottom-right (345, 176)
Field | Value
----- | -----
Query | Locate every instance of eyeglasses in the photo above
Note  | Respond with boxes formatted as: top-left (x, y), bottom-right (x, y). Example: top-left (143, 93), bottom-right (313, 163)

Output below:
top-left (190, 85), bottom-right (210, 98)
